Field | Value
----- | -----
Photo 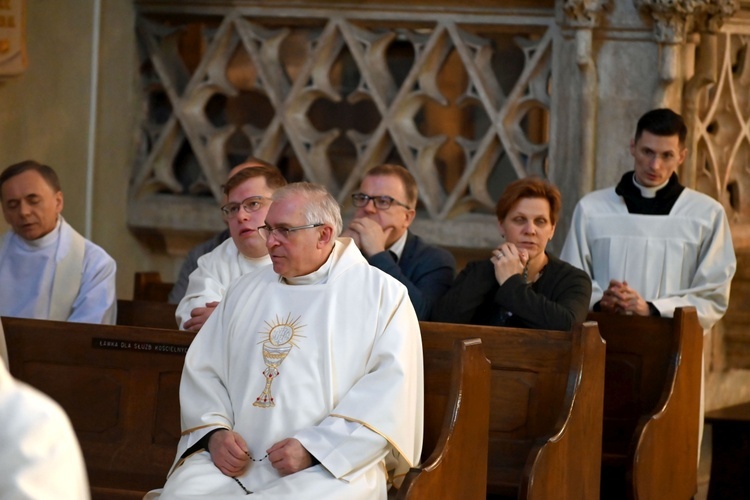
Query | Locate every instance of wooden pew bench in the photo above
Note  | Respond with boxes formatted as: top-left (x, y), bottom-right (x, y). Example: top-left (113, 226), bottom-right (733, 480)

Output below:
top-left (116, 299), bottom-right (178, 330)
top-left (419, 320), bottom-right (606, 499)
top-left (397, 336), bottom-right (491, 499)
top-left (2, 317), bottom-right (490, 500)
top-left (588, 307), bottom-right (703, 499)
top-left (2, 317), bottom-right (189, 500)
top-left (133, 271), bottom-right (173, 302)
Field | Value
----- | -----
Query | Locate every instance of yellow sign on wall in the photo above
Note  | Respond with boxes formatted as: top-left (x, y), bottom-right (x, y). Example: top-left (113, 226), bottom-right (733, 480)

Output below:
top-left (0, 0), bottom-right (26, 77)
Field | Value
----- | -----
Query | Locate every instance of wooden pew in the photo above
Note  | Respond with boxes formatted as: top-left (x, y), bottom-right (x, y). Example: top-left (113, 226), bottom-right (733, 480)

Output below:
top-left (2, 316), bottom-right (190, 500)
top-left (419, 321), bottom-right (606, 499)
top-left (2, 317), bottom-right (490, 500)
top-left (116, 299), bottom-right (178, 330)
top-left (133, 271), bottom-right (172, 302)
top-left (588, 307), bottom-right (703, 499)
top-left (398, 337), bottom-right (491, 499)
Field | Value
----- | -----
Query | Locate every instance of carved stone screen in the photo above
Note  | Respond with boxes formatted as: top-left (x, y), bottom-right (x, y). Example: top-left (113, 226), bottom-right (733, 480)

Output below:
top-left (132, 3), bottom-right (555, 251)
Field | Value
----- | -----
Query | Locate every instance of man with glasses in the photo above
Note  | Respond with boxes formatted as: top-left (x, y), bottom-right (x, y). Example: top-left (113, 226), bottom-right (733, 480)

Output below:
top-left (342, 164), bottom-right (455, 319)
top-left (168, 158), bottom-right (277, 304)
top-left (155, 182), bottom-right (422, 498)
top-left (175, 164), bottom-right (287, 331)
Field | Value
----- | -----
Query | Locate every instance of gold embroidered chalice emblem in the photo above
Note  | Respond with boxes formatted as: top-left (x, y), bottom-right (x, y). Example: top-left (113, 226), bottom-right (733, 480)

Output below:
top-left (254, 315), bottom-right (303, 408)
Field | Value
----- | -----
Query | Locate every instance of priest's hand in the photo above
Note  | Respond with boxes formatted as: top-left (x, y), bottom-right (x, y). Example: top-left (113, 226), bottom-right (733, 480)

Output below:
top-left (491, 243), bottom-right (528, 285)
top-left (344, 217), bottom-right (392, 258)
top-left (183, 301), bottom-right (219, 332)
top-left (601, 280), bottom-right (649, 316)
top-left (267, 438), bottom-right (314, 476)
top-left (208, 429), bottom-right (250, 477)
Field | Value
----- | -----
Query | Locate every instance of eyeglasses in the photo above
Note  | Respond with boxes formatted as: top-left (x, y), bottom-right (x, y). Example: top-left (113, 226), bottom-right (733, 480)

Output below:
top-left (351, 193), bottom-right (410, 210)
top-left (221, 196), bottom-right (269, 219)
top-left (258, 223), bottom-right (324, 241)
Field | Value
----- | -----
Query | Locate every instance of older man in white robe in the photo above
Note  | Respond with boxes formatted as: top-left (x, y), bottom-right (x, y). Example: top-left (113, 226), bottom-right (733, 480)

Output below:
top-left (0, 160), bottom-right (116, 324)
top-left (175, 163), bottom-right (286, 331)
top-left (154, 182), bottom-right (423, 499)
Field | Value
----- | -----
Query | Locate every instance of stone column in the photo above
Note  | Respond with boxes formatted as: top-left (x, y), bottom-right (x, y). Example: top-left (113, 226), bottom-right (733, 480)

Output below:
top-left (550, 0), bottom-right (609, 246)
top-left (562, 0), bottom-right (608, 195)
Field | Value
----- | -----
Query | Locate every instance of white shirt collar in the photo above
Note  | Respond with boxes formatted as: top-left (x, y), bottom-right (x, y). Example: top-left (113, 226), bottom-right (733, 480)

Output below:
top-left (387, 230), bottom-right (408, 261)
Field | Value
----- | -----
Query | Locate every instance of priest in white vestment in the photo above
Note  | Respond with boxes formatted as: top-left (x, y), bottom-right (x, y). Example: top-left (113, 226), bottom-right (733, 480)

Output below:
top-left (561, 108), bottom-right (736, 331)
top-left (152, 182), bottom-right (423, 499)
top-left (0, 160), bottom-right (116, 324)
top-left (0, 348), bottom-right (90, 498)
top-left (176, 164), bottom-right (287, 331)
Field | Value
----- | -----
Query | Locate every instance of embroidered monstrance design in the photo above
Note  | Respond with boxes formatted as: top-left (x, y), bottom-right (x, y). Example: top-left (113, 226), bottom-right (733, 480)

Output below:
top-left (253, 314), bottom-right (304, 408)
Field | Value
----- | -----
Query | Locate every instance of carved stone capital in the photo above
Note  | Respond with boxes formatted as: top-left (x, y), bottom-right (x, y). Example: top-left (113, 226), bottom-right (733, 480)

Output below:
top-left (634, 0), bottom-right (691, 43)
top-left (634, 0), bottom-right (738, 43)
top-left (693, 0), bottom-right (738, 33)
top-left (563, 0), bottom-right (608, 29)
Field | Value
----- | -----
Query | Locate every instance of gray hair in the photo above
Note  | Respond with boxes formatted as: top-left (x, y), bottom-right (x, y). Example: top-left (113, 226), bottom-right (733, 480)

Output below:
top-left (272, 182), bottom-right (342, 236)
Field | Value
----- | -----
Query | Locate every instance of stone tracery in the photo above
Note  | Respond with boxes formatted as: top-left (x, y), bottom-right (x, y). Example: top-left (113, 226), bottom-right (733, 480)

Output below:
top-left (132, 5), bottom-right (555, 248)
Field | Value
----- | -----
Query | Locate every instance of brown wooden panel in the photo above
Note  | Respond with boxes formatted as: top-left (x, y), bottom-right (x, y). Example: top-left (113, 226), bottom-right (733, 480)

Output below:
top-left (117, 299), bottom-right (178, 330)
top-left (21, 362), bottom-right (124, 435)
top-left (3, 314), bottom-right (607, 499)
top-left (154, 370), bottom-right (182, 445)
top-left (588, 307), bottom-right (702, 500)
top-left (419, 321), bottom-right (605, 499)
top-left (490, 370), bottom-right (533, 433)
top-left (3, 316), bottom-right (495, 500)
top-left (398, 337), bottom-right (491, 500)
top-left (133, 271), bottom-right (173, 302)
top-left (2, 317), bottom-right (195, 498)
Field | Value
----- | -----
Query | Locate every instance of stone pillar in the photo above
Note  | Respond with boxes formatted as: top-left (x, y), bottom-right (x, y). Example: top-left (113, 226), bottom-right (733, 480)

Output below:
top-left (561, 0), bottom-right (608, 196)
top-left (551, 0), bottom-right (609, 246)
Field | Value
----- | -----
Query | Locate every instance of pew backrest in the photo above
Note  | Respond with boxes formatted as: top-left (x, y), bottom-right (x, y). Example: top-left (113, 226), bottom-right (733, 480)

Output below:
top-left (587, 307), bottom-right (703, 499)
top-left (133, 271), bottom-right (172, 302)
top-left (2, 316), bottom-right (193, 499)
top-left (398, 337), bottom-right (491, 499)
top-left (419, 321), bottom-right (605, 499)
top-left (2, 317), bottom-right (491, 500)
top-left (116, 299), bottom-right (178, 330)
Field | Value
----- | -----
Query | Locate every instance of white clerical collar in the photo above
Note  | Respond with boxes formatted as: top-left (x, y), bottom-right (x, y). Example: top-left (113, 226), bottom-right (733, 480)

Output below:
top-left (632, 175), bottom-right (669, 199)
top-left (19, 217), bottom-right (61, 249)
top-left (387, 230), bottom-right (408, 261)
top-left (282, 242), bottom-right (336, 285)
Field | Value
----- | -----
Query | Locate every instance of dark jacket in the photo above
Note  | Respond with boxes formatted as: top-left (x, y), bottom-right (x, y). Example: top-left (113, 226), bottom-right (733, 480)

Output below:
top-left (431, 253), bottom-right (591, 331)
top-left (367, 232), bottom-right (456, 320)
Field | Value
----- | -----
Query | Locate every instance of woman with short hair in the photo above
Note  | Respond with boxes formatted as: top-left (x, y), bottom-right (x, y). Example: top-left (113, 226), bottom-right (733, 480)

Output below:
top-left (432, 177), bottom-right (591, 330)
